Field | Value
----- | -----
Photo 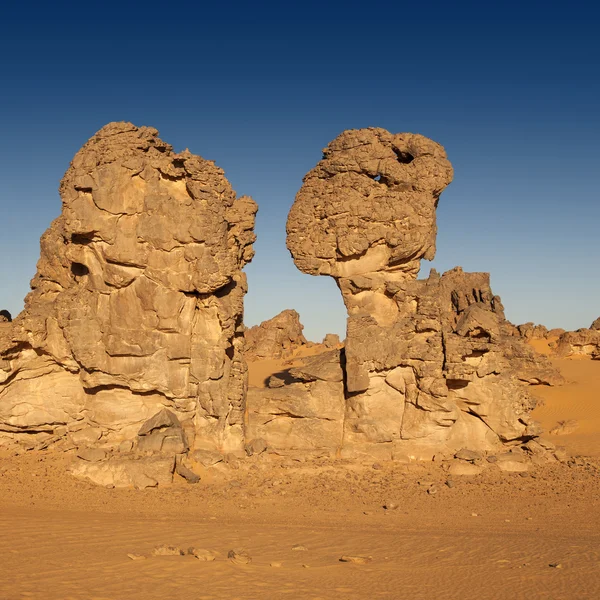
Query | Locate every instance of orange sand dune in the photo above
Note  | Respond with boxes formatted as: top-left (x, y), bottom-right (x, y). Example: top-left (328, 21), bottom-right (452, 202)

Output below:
top-left (533, 357), bottom-right (600, 457)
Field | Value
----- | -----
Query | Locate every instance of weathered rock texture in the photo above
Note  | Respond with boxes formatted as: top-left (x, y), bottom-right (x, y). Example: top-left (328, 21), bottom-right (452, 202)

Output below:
top-left (0, 122), bottom-right (257, 455)
top-left (555, 320), bottom-right (600, 360)
top-left (285, 127), bottom-right (562, 459)
top-left (244, 309), bottom-right (307, 361)
top-left (246, 350), bottom-right (345, 455)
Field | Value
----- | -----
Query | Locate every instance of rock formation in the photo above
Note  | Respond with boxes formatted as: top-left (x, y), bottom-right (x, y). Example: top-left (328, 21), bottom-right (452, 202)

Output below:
top-left (246, 349), bottom-right (345, 456)
top-left (322, 333), bottom-right (341, 348)
top-left (0, 310), bottom-right (11, 323)
top-left (244, 309), bottom-right (307, 361)
top-left (0, 122), bottom-right (257, 457)
top-left (555, 318), bottom-right (600, 359)
top-left (285, 127), bottom-right (562, 459)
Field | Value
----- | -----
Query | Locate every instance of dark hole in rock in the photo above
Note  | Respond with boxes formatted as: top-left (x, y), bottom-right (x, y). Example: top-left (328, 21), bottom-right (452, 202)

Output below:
top-left (446, 379), bottom-right (469, 390)
top-left (71, 262), bottom-right (89, 277)
top-left (71, 233), bottom-right (94, 245)
top-left (393, 147), bottom-right (415, 164)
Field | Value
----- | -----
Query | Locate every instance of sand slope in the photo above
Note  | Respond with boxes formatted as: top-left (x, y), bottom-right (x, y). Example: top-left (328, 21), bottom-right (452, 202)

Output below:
top-left (532, 357), bottom-right (600, 457)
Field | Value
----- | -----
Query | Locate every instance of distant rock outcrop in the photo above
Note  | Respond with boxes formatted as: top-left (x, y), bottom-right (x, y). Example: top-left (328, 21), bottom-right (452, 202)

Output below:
top-left (555, 324), bottom-right (600, 360)
top-left (284, 127), bottom-right (563, 459)
top-left (0, 122), bottom-right (257, 457)
top-left (244, 309), bottom-right (308, 361)
top-left (322, 333), bottom-right (341, 348)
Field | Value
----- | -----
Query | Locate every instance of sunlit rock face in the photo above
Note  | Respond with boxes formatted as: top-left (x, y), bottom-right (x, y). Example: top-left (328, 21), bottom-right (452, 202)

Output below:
top-left (286, 127), bottom-right (562, 460)
top-left (244, 309), bottom-right (308, 361)
top-left (0, 122), bottom-right (257, 453)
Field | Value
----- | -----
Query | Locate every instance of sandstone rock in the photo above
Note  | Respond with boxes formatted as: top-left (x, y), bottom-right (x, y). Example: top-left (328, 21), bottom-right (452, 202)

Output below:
top-left (188, 548), bottom-right (216, 561)
top-left (190, 449), bottom-right (224, 467)
top-left (69, 427), bottom-right (102, 446)
top-left (496, 460), bottom-right (529, 473)
top-left (448, 462), bottom-right (483, 476)
top-left (244, 437), bottom-right (267, 456)
top-left (76, 448), bottom-right (107, 462)
top-left (70, 455), bottom-right (175, 488)
top-left (340, 555), bottom-right (372, 564)
top-left (244, 309), bottom-right (307, 360)
top-left (246, 380), bottom-right (345, 454)
top-left (591, 317), bottom-right (600, 331)
top-left (0, 122), bottom-right (257, 455)
top-left (137, 409), bottom-right (187, 454)
top-left (549, 420), bottom-right (579, 435)
top-left (0, 311), bottom-right (11, 323)
top-left (285, 127), bottom-right (563, 461)
top-left (151, 545), bottom-right (184, 557)
top-left (175, 462), bottom-right (200, 484)
top-left (516, 323), bottom-right (548, 340)
top-left (454, 448), bottom-right (482, 462)
top-left (288, 350), bottom-right (344, 383)
top-left (323, 333), bottom-right (341, 348)
top-left (555, 328), bottom-right (600, 359)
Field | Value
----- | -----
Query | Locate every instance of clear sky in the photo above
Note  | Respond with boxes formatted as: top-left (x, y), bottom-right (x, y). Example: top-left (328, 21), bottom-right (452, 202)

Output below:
top-left (1, 15), bottom-right (598, 341)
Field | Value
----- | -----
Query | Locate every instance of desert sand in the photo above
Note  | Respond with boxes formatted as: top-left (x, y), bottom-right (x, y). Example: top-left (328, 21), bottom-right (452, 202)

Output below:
top-left (0, 351), bottom-right (599, 600)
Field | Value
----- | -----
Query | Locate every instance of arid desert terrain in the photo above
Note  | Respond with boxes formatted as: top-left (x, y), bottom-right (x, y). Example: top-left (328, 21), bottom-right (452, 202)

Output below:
top-left (0, 346), bottom-right (599, 600)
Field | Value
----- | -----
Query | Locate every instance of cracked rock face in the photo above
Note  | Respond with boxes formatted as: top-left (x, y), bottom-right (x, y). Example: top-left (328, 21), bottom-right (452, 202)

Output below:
top-left (555, 324), bottom-right (600, 360)
top-left (244, 309), bottom-right (307, 361)
top-left (287, 127), bottom-right (453, 324)
top-left (0, 122), bottom-right (257, 453)
top-left (286, 127), bottom-right (562, 459)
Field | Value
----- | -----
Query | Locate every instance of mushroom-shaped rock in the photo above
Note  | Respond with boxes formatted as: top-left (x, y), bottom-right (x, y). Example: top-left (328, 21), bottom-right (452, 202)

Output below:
top-left (285, 128), bottom-right (562, 461)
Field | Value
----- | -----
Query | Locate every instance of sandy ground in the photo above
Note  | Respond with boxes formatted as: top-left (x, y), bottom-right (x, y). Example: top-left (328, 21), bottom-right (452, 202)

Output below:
top-left (0, 350), bottom-right (599, 599)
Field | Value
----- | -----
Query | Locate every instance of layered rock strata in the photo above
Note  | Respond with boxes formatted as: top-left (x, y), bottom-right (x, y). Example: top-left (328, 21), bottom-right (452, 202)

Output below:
top-left (286, 127), bottom-right (562, 459)
top-left (0, 122), bottom-right (257, 455)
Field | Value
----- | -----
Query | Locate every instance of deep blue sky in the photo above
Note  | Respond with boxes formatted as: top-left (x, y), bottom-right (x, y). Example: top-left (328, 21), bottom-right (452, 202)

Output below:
top-left (1, 18), bottom-right (598, 340)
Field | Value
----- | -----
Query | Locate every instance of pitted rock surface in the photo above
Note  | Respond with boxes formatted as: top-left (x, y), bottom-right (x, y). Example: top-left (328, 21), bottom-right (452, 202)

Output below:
top-left (244, 309), bottom-right (307, 360)
top-left (0, 122), bottom-right (257, 454)
top-left (555, 326), bottom-right (600, 360)
top-left (285, 128), bottom-right (563, 460)
top-left (287, 128), bottom-right (453, 297)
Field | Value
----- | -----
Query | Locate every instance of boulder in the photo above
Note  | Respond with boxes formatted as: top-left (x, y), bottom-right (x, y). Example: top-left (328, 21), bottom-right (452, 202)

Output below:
top-left (244, 309), bottom-right (307, 360)
top-left (70, 455), bottom-right (175, 488)
top-left (554, 328), bottom-right (600, 359)
top-left (322, 333), bottom-right (341, 348)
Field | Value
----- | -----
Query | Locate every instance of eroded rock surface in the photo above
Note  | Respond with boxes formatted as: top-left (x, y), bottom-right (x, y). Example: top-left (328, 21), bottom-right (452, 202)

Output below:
top-left (244, 309), bottom-right (307, 360)
top-left (555, 324), bottom-right (600, 360)
top-left (0, 122), bottom-right (257, 455)
top-left (246, 350), bottom-right (345, 455)
top-left (285, 127), bottom-right (562, 459)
